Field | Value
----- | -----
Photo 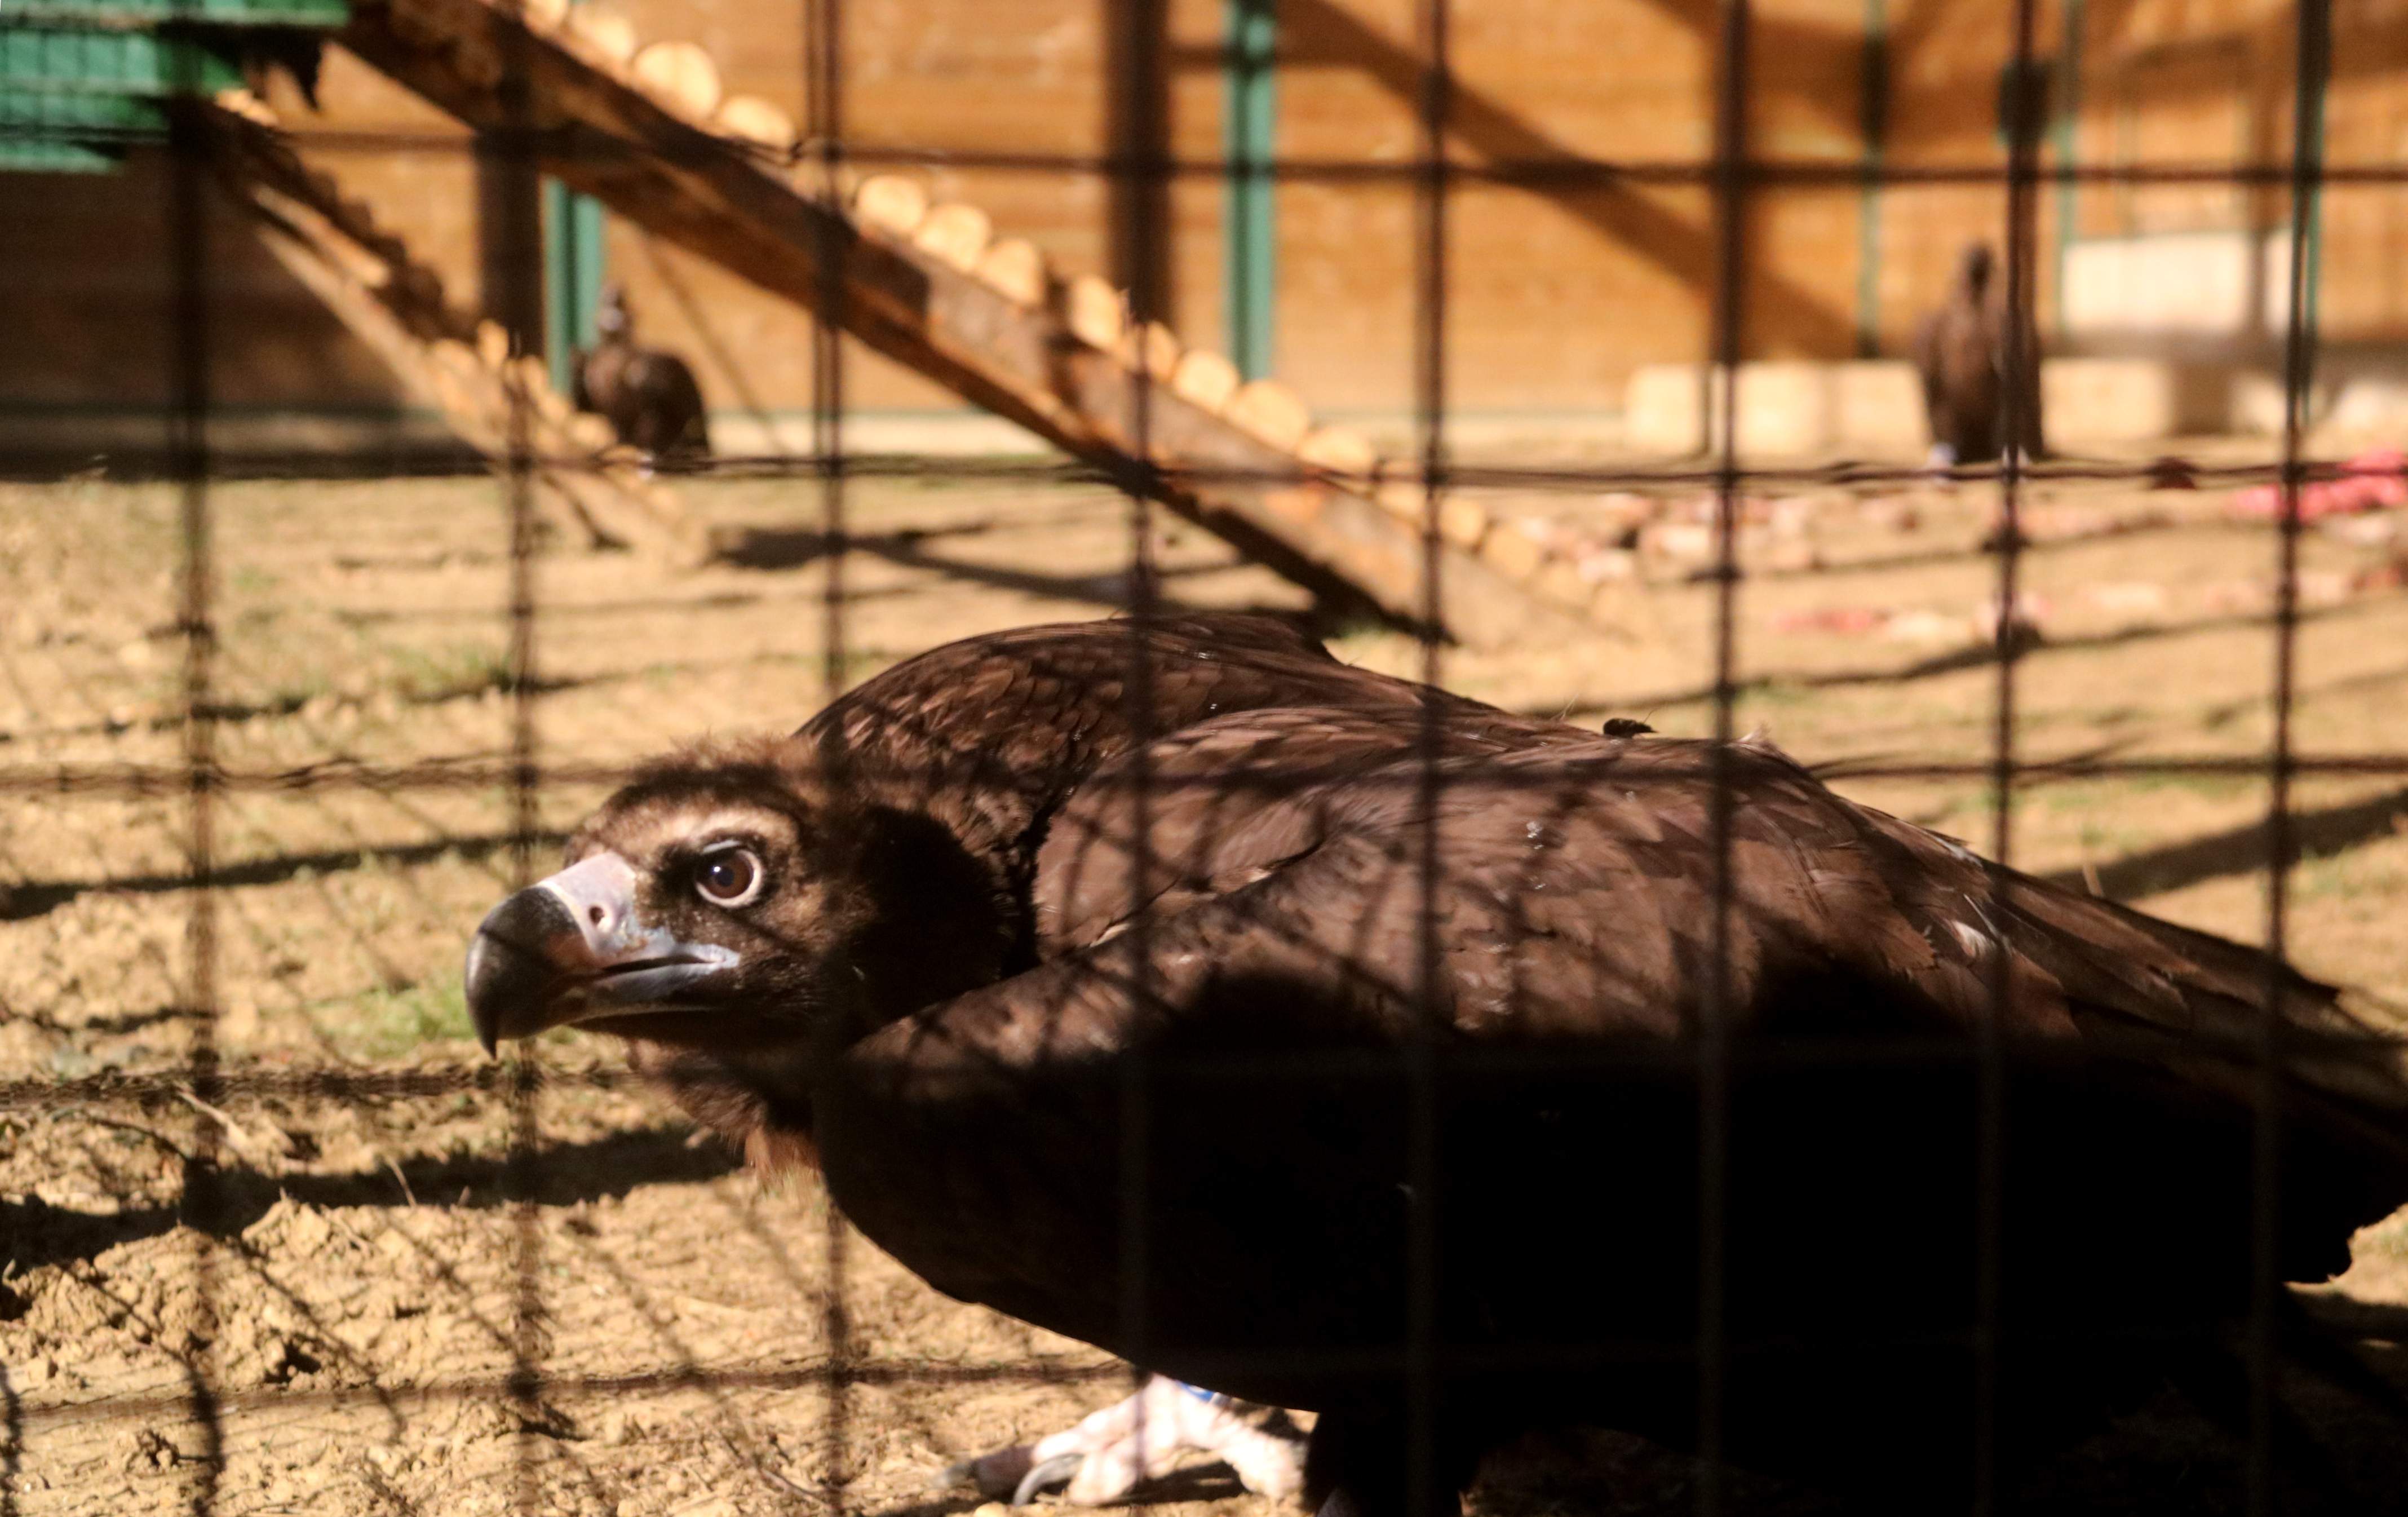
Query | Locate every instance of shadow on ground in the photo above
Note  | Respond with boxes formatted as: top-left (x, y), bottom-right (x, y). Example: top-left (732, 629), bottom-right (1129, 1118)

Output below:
top-left (2, 1122), bottom-right (738, 1273)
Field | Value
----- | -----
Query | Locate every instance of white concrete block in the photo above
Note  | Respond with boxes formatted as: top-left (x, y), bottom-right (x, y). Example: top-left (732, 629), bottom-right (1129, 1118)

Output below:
top-left (1832, 361), bottom-right (1927, 454)
top-left (1627, 360), bottom-right (1927, 459)
top-left (1623, 364), bottom-right (1716, 455)
top-left (2040, 358), bottom-right (2231, 444)
top-left (1623, 362), bottom-right (1831, 458)
top-left (1732, 362), bottom-right (1834, 457)
top-left (2062, 231), bottom-right (2296, 339)
top-left (1632, 356), bottom-right (2250, 453)
top-left (2321, 377), bottom-right (2408, 438)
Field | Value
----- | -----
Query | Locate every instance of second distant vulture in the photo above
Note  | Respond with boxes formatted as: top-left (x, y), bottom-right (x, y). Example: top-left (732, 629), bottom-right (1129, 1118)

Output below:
top-left (572, 282), bottom-right (711, 466)
top-left (461, 612), bottom-right (2408, 1515)
top-left (1914, 241), bottom-right (2045, 469)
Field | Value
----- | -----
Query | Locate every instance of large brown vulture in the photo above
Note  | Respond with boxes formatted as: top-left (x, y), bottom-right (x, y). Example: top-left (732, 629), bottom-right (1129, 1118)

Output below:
top-left (1914, 242), bottom-right (2046, 470)
top-left (462, 612), bottom-right (2408, 1514)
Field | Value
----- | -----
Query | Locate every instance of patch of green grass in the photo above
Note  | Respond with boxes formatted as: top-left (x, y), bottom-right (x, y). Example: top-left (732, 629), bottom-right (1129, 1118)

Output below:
top-left (2037, 785), bottom-right (2114, 816)
top-left (760, 645), bottom-right (900, 687)
top-left (1324, 622), bottom-right (1418, 660)
top-left (2123, 769), bottom-right (2260, 802)
top-left (2075, 820), bottom-right (2151, 859)
top-left (1318, 607), bottom-right (1399, 645)
top-left (390, 642), bottom-right (514, 703)
top-left (331, 976), bottom-right (471, 1060)
top-left (258, 667), bottom-right (334, 713)
top-left (1921, 785), bottom-right (2003, 828)
top-left (1739, 678), bottom-right (1817, 709)
top-left (2031, 774), bottom-right (2259, 818)
top-left (2358, 1207), bottom-right (2408, 1258)
top-left (2292, 847), bottom-right (2401, 903)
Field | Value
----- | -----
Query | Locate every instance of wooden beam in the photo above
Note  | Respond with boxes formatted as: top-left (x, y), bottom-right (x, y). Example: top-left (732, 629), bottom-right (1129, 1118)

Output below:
top-left (333, 0), bottom-right (1610, 646)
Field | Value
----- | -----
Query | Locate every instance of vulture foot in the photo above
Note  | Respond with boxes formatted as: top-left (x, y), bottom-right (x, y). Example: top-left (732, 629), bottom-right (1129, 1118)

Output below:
top-left (935, 1377), bottom-right (1307, 1506)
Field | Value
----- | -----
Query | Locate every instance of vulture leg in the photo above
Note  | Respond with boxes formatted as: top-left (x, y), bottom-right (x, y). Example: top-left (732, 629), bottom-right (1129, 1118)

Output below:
top-left (936, 1376), bottom-right (1307, 1506)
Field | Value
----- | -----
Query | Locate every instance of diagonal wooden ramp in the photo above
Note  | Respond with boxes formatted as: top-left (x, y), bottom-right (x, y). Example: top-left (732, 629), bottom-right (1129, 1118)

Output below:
top-left (197, 91), bottom-right (712, 564)
top-left (330, 0), bottom-right (1617, 645)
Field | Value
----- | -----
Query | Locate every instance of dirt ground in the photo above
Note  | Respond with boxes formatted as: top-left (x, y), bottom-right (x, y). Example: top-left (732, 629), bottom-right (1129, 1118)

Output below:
top-left (8, 456), bottom-right (2408, 1515)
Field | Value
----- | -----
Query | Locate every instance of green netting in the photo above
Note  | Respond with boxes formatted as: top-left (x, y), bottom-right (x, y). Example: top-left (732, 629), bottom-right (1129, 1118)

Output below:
top-left (0, 0), bottom-right (348, 29)
top-left (0, 86), bottom-right (166, 132)
top-left (0, 21), bottom-right (245, 93)
top-left (0, 133), bottom-right (123, 170)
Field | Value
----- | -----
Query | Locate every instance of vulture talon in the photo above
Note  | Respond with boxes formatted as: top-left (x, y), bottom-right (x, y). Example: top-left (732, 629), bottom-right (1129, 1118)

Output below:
top-left (932, 1444), bottom-right (1037, 1500)
top-left (1012, 1453), bottom-right (1087, 1506)
top-left (928, 1380), bottom-right (1306, 1508)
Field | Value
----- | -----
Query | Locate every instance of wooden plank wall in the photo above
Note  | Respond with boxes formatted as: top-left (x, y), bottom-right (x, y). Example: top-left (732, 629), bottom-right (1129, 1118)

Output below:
top-left (4, 0), bottom-right (2405, 435)
top-left (2300, 0), bottom-right (2408, 345)
top-left (1877, 0), bottom-right (2408, 362)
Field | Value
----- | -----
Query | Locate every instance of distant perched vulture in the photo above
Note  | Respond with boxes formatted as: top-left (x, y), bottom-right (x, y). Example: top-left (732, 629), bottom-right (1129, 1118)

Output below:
top-left (1914, 241), bottom-right (2045, 468)
top-left (571, 283), bottom-right (710, 465)
top-left (463, 612), bottom-right (2408, 1515)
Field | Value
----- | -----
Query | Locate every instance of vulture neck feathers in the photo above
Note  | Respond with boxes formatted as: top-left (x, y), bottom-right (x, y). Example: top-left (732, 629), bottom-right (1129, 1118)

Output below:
top-left (787, 613), bottom-right (1505, 963)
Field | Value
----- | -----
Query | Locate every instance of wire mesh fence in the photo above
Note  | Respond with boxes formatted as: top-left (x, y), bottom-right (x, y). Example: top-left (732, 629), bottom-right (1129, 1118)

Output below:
top-left (8, 1), bottom-right (2408, 1514)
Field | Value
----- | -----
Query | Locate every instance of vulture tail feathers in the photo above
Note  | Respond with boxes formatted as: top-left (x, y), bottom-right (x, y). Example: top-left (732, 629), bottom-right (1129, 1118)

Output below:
top-left (1856, 804), bottom-right (2408, 1183)
top-left (1981, 870), bottom-right (2408, 1224)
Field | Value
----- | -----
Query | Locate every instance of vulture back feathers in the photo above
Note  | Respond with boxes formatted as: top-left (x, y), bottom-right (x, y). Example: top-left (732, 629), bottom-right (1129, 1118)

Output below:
top-left (463, 612), bottom-right (2408, 1514)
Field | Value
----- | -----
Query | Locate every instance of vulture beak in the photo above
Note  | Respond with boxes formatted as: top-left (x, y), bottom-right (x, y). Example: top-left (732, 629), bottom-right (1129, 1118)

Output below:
top-left (463, 852), bottom-right (740, 1054)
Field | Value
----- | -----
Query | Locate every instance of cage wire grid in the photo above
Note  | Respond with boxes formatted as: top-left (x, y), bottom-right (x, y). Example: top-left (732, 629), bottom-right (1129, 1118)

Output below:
top-left (0, 0), bottom-right (2394, 1514)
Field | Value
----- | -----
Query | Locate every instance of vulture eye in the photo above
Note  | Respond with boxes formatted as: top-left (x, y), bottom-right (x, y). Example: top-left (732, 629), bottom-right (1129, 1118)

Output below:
top-left (694, 847), bottom-right (764, 908)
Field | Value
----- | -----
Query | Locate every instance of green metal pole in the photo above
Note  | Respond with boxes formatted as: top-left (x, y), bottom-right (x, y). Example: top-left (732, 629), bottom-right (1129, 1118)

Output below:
top-left (543, 179), bottom-right (605, 395)
top-left (2052, 0), bottom-right (2083, 340)
top-left (1224, 0), bottom-right (1277, 379)
top-left (1854, 0), bottom-right (1887, 357)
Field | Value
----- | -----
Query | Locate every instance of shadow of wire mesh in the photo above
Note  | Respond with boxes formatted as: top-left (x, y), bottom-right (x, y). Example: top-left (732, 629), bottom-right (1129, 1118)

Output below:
top-left (7, 0), bottom-right (2408, 1514)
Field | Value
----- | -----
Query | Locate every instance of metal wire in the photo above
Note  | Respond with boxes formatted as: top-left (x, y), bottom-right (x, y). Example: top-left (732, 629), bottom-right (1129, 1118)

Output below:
top-left (166, 5), bottom-right (225, 1510)
top-left (2252, 7), bottom-right (2336, 1515)
top-left (58, 122), bottom-right (2408, 188)
top-left (490, 12), bottom-right (550, 1509)
top-left (1695, 3), bottom-right (1750, 1509)
top-left (1110, 10), bottom-right (1169, 1511)
top-left (803, 1), bottom-right (856, 1511)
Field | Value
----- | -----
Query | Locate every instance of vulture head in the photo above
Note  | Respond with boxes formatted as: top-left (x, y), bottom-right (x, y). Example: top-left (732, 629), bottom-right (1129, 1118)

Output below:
top-left (462, 738), bottom-right (1008, 1067)
top-left (595, 281), bottom-right (634, 343)
top-left (1954, 241), bottom-right (1995, 300)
